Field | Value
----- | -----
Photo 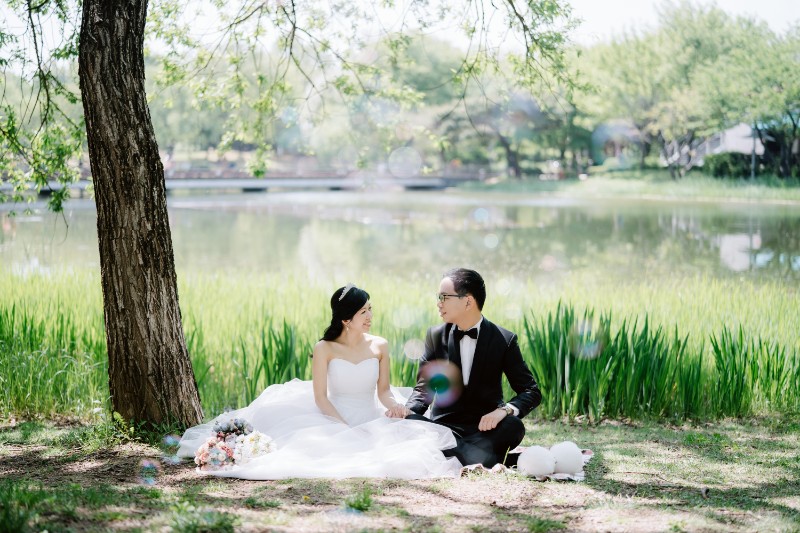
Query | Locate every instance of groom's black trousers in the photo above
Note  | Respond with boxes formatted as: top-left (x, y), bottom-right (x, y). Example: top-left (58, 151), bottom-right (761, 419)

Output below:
top-left (406, 414), bottom-right (525, 468)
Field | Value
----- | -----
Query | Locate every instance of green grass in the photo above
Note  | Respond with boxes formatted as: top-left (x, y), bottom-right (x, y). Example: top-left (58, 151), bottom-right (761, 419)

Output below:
top-left (1, 269), bottom-right (798, 422)
top-left (344, 486), bottom-right (373, 512)
top-left (242, 496), bottom-right (281, 509)
top-left (0, 479), bottom-right (155, 532)
top-left (2, 419), bottom-right (798, 532)
top-left (462, 169), bottom-right (800, 203)
top-left (169, 501), bottom-right (238, 533)
top-left (526, 516), bottom-right (566, 532)
top-left (522, 303), bottom-right (799, 421)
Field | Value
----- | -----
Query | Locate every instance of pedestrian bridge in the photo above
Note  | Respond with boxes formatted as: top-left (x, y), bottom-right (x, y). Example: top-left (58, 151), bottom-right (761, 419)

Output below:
top-left (1, 175), bottom-right (478, 194)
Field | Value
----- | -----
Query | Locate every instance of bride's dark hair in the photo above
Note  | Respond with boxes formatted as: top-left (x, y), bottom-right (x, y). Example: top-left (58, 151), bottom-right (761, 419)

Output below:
top-left (321, 284), bottom-right (370, 341)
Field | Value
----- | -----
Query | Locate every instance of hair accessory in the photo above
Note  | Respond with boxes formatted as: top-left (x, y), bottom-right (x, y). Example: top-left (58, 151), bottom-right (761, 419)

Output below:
top-left (339, 283), bottom-right (356, 301)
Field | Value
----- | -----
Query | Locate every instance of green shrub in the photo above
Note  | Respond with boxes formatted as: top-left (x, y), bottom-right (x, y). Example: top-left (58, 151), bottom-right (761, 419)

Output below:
top-left (703, 152), bottom-right (755, 178)
top-left (344, 487), bottom-right (373, 512)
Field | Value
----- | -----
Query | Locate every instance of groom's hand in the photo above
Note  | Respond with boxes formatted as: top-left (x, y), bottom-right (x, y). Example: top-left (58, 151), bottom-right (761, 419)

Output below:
top-left (478, 408), bottom-right (507, 431)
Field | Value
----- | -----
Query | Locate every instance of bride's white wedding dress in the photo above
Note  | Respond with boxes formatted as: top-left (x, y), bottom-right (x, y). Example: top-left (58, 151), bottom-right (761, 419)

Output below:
top-left (177, 358), bottom-right (462, 479)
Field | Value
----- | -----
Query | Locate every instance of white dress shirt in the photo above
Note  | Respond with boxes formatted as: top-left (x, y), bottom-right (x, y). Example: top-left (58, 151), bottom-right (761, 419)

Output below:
top-left (458, 317), bottom-right (483, 386)
top-left (457, 317), bottom-right (519, 416)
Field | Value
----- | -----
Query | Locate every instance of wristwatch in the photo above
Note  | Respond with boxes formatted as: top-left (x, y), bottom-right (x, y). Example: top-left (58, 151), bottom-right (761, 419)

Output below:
top-left (501, 403), bottom-right (514, 416)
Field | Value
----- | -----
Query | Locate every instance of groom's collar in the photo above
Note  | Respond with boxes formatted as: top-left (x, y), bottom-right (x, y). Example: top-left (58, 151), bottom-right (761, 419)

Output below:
top-left (457, 317), bottom-right (483, 333)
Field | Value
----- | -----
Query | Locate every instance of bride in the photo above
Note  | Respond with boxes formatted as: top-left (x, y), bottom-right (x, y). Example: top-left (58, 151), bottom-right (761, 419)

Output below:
top-left (177, 284), bottom-right (462, 479)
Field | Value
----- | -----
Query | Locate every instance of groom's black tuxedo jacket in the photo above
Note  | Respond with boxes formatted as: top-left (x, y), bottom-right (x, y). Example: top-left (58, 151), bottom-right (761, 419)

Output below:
top-left (406, 318), bottom-right (541, 424)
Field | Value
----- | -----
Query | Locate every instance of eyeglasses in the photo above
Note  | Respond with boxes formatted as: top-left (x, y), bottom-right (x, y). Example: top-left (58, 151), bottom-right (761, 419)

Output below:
top-left (437, 293), bottom-right (466, 303)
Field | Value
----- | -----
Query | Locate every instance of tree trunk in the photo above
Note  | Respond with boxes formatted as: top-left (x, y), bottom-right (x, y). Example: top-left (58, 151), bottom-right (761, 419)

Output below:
top-left (495, 132), bottom-right (521, 178)
top-left (78, 0), bottom-right (203, 426)
top-left (639, 139), bottom-right (651, 170)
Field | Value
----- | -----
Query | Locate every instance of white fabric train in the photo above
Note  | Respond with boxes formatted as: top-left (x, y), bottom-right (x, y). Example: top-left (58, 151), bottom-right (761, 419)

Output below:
top-left (178, 358), bottom-right (461, 479)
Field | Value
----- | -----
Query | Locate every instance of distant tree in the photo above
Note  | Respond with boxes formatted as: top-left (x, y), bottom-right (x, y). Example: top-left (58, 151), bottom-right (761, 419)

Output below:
top-left (523, 50), bottom-right (593, 173)
top-left (579, 1), bottom-right (776, 178)
top-left (384, 34), bottom-right (465, 107)
top-left (701, 25), bottom-right (800, 178)
top-left (581, 33), bottom-right (666, 169)
top-left (650, 2), bottom-right (757, 178)
top-left (145, 57), bottom-right (230, 154)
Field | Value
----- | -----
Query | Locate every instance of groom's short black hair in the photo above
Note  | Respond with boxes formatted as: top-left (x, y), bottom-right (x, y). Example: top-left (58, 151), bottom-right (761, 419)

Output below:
top-left (444, 268), bottom-right (486, 310)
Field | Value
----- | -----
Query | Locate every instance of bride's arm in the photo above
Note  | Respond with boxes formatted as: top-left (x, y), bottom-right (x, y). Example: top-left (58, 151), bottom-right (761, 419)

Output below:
top-left (376, 338), bottom-right (410, 418)
top-left (312, 342), bottom-right (347, 423)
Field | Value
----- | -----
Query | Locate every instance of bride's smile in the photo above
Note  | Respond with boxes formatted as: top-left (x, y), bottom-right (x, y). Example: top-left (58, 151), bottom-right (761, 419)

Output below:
top-left (345, 302), bottom-right (373, 333)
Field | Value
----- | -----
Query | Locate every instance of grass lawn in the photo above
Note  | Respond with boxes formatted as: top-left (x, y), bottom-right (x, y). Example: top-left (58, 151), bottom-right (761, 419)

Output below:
top-left (461, 170), bottom-right (800, 204)
top-left (2, 418), bottom-right (798, 532)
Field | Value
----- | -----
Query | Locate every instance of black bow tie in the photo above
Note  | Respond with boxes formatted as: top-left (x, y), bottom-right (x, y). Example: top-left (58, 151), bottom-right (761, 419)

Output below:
top-left (454, 328), bottom-right (478, 341)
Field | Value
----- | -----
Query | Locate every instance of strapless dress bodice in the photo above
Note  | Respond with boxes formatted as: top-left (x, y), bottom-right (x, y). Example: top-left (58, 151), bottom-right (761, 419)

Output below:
top-left (327, 358), bottom-right (380, 426)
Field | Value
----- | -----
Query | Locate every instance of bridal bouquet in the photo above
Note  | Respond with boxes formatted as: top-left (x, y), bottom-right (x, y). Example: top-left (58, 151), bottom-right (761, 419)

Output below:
top-left (213, 417), bottom-right (253, 443)
top-left (194, 437), bottom-right (235, 471)
top-left (195, 417), bottom-right (274, 471)
top-left (232, 431), bottom-right (277, 465)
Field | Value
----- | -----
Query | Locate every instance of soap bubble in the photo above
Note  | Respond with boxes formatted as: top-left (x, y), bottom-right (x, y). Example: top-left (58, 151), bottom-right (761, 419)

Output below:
top-left (387, 147), bottom-right (422, 178)
top-left (420, 360), bottom-right (463, 407)
top-left (403, 339), bottom-right (425, 360)
top-left (139, 459), bottom-right (160, 485)
top-left (570, 320), bottom-right (605, 360)
top-left (483, 233), bottom-right (499, 249)
top-left (472, 208), bottom-right (490, 224)
top-left (539, 255), bottom-right (558, 272)
top-left (279, 106), bottom-right (298, 124)
top-left (496, 277), bottom-right (513, 296)
top-left (160, 435), bottom-right (182, 465)
top-left (391, 306), bottom-right (416, 329)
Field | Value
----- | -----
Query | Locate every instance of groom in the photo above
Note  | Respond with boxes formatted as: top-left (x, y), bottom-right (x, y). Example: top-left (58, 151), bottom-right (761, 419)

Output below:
top-left (405, 268), bottom-right (541, 468)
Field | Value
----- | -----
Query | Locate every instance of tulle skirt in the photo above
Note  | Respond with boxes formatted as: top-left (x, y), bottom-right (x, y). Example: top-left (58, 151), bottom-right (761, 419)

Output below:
top-left (178, 379), bottom-right (461, 479)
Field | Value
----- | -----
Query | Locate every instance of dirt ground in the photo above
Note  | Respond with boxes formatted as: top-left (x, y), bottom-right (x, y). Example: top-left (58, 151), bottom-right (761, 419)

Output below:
top-left (3, 419), bottom-right (800, 532)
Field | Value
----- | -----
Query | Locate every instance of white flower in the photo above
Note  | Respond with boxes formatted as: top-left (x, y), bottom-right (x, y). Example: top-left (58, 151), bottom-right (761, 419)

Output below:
top-left (231, 431), bottom-right (275, 465)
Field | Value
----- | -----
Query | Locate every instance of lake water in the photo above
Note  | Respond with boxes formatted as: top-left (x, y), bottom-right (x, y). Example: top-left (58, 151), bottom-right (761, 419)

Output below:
top-left (1, 191), bottom-right (799, 284)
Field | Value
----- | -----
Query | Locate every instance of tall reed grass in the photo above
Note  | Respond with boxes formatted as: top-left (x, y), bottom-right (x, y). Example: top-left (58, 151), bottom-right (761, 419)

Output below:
top-left (1, 270), bottom-right (798, 421)
top-left (521, 304), bottom-right (799, 420)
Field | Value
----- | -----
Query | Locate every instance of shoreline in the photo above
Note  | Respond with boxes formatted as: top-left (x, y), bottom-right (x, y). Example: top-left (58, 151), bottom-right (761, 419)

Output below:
top-left (458, 172), bottom-right (800, 206)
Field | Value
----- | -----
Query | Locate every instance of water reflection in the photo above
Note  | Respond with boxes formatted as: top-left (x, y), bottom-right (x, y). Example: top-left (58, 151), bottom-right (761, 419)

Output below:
top-left (717, 234), bottom-right (761, 272)
top-left (1, 193), bottom-right (798, 282)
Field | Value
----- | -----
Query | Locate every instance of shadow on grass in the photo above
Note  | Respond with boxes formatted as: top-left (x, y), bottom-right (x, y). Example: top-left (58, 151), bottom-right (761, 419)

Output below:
top-left (5, 419), bottom-right (800, 531)
top-left (586, 441), bottom-right (800, 529)
top-left (0, 421), bottom-right (53, 445)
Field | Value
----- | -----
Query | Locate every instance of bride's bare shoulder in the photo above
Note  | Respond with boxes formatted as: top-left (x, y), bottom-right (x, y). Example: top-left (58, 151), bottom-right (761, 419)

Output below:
top-left (367, 334), bottom-right (389, 348)
top-left (313, 340), bottom-right (334, 359)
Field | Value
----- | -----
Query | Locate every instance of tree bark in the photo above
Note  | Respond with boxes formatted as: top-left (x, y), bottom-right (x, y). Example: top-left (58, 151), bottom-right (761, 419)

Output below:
top-left (639, 138), bottom-right (651, 170)
top-left (495, 131), bottom-right (521, 178)
top-left (78, 0), bottom-right (203, 426)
